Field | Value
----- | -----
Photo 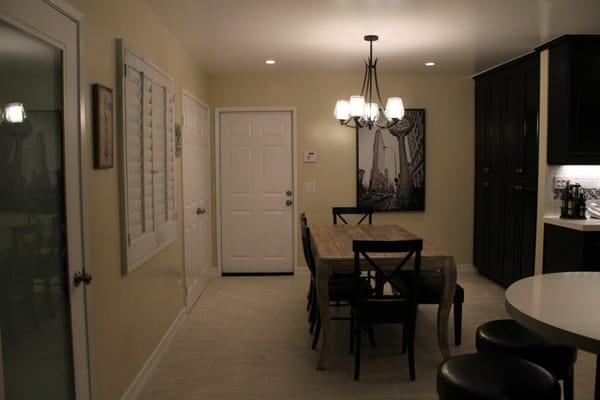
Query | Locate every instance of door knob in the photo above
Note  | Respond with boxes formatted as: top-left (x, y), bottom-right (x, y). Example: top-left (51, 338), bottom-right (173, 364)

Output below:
top-left (286, 200), bottom-right (293, 206)
top-left (197, 208), bottom-right (206, 215)
top-left (74, 271), bottom-right (92, 287)
top-left (286, 190), bottom-right (292, 196)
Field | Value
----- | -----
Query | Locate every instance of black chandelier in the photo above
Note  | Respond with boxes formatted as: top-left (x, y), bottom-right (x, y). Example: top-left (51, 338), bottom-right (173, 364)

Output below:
top-left (334, 35), bottom-right (404, 130)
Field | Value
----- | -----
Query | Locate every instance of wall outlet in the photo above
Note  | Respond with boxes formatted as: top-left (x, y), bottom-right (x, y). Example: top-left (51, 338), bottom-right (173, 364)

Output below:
top-left (304, 182), bottom-right (316, 193)
top-left (554, 177), bottom-right (568, 190)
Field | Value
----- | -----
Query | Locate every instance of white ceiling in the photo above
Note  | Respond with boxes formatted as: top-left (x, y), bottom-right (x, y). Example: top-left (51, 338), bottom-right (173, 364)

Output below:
top-left (145, 0), bottom-right (600, 75)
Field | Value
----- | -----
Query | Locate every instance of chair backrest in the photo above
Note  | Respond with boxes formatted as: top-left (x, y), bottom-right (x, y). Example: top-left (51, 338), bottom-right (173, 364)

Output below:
top-left (332, 207), bottom-right (373, 225)
top-left (300, 213), bottom-right (316, 274)
top-left (352, 239), bottom-right (422, 304)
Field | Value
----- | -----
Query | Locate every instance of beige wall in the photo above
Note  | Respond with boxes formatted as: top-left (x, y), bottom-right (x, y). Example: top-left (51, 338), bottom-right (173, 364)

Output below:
top-left (68, 0), bottom-right (209, 398)
top-left (209, 73), bottom-right (474, 265)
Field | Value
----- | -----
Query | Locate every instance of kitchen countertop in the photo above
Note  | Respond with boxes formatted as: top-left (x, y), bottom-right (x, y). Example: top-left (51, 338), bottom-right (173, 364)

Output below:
top-left (544, 216), bottom-right (600, 232)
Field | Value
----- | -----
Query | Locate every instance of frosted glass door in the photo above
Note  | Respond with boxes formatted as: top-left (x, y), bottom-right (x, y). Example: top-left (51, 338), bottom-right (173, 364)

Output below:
top-left (0, 18), bottom-right (75, 400)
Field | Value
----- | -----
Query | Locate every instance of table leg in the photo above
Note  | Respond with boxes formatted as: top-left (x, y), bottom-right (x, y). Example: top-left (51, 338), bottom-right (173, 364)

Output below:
top-left (595, 355), bottom-right (600, 400)
top-left (315, 264), bottom-right (333, 370)
top-left (437, 257), bottom-right (457, 361)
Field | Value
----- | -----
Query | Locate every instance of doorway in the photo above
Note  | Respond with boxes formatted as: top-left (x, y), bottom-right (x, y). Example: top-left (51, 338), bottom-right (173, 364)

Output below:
top-left (0, 1), bottom-right (90, 399)
top-left (182, 90), bottom-right (211, 310)
top-left (216, 108), bottom-right (297, 274)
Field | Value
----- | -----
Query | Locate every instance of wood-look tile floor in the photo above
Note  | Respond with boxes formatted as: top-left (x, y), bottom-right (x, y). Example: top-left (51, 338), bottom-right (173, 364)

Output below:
top-left (140, 266), bottom-right (596, 399)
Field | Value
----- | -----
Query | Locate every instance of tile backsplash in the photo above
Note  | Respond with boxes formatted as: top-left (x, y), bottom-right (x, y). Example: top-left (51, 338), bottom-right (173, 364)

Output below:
top-left (547, 166), bottom-right (600, 216)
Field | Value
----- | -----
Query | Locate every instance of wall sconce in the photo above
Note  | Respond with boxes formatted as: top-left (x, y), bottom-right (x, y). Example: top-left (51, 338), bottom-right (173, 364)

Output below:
top-left (1, 102), bottom-right (27, 124)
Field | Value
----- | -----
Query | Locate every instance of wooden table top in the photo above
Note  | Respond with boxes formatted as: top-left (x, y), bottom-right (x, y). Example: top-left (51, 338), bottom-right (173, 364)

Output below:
top-left (310, 224), bottom-right (450, 265)
top-left (506, 272), bottom-right (600, 354)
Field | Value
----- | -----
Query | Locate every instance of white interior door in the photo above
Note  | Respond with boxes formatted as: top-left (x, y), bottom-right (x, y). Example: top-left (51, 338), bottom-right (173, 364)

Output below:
top-left (220, 111), bottom-right (294, 274)
top-left (0, 1), bottom-right (90, 399)
top-left (182, 91), bottom-right (211, 310)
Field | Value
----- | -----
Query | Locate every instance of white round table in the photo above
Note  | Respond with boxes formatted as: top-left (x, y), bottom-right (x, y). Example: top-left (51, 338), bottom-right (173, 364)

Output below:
top-left (506, 272), bottom-right (600, 400)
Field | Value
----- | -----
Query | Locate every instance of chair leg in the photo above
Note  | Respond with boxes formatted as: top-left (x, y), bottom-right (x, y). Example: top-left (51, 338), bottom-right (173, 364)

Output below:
top-left (350, 310), bottom-right (355, 354)
top-left (563, 368), bottom-right (574, 400)
top-left (454, 301), bottom-right (462, 346)
top-left (309, 303), bottom-right (317, 333)
top-left (312, 313), bottom-right (321, 350)
top-left (407, 319), bottom-right (416, 381)
top-left (306, 281), bottom-right (313, 311)
top-left (402, 323), bottom-right (407, 354)
top-left (354, 317), bottom-right (362, 381)
top-left (367, 322), bottom-right (376, 348)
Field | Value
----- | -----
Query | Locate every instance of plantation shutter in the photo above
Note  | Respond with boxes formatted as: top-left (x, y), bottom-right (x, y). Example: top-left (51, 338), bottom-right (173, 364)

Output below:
top-left (120, 41), bottom-right (177, 273)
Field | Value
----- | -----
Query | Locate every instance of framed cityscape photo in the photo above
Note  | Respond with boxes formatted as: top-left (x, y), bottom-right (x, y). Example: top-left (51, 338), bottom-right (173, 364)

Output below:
top-left (92, 84), bottom-right (114, 169)
top-left (357, 109), bottom-right (425, 211)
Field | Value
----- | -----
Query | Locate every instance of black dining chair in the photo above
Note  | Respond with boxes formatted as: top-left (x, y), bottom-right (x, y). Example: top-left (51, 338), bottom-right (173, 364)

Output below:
top-left (300, 213), bottom-right (359, 350)
top-left (350, 238), bottom-right (422, 381)
top-left (332, 207), bottom-right (373, 225)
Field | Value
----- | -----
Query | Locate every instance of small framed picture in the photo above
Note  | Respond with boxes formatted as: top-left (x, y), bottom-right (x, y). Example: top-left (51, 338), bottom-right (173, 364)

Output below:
top-left (93, 84), bottom-right (114, 169)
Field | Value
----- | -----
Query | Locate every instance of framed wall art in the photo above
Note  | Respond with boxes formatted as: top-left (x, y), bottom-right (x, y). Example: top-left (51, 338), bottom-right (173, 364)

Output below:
top-left (92, 84), bottom-right (114, 169)
top-left (357, 108), bottom-right (425, 211)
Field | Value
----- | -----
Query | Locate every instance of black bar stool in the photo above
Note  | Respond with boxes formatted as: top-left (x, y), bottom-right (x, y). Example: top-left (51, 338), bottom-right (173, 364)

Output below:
top-left (437, 353), bottom-right (561, 400)
top-left (476, 319), bottom-right (577, 400)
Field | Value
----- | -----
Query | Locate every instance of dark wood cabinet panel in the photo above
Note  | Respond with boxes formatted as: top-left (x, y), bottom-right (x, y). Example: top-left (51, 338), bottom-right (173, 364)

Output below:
top-left (473, 180), bottom-right (491, 274)
top-left (473, 54), bottom-right (539, 287)
top-left (547, 35), bottom-right (600, 164)
top-left (543, 224), bottom-right (600, 273)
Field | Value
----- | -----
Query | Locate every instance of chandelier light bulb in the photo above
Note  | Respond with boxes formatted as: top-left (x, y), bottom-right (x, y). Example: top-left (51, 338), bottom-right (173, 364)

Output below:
top-left (334, 100), bottom-right (350, 121)
top-left (363, 102), bottom-right (379, 121)
top-left (4, 102), bottom-right (26, 123)
top-left (350, 96), bottom-right (365, 118)
top-left (385, 97), bottom-right (405, 120)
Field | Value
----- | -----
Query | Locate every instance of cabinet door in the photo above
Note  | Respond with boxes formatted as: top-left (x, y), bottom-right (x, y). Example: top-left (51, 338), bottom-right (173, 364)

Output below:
top-left (502, 182), bottom-right (538, 285)
top-left (488, 181), bottom-right (506, 283)
top-left (504, 64), bottom-right (526, 179)
top-left (502, 183), bottom-right (521, 284)
top-left (474, 180), bottom-right (491, 274)
top-left (475, 80), bottom-right (490, 177)
top-left (518, 183), bottom-right (538, 279)
top-left (487, 72), bottom-right (506, 178)
top-left (522, 56), bottom-right (539, 180)
top-left (548, 37), bottom-right (600, 164)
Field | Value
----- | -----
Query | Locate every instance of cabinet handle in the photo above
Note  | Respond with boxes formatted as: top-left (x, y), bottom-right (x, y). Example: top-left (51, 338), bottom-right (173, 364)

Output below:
top-left (483, 167), bottom-right (490, 173)
top-left (515, 185), bottom-right (522, 190)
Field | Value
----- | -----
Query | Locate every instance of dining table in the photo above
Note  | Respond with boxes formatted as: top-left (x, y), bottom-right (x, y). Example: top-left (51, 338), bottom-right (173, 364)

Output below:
top-left (506, 272), bottom-right (600, 400)
top-left (310, 224), bottom-right (457, 369)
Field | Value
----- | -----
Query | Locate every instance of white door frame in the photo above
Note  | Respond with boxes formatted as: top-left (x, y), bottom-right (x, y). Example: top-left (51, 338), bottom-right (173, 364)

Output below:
top-left (215, 107), bottom-right (298, 275)
top-left (181, 88), bottom-right (211, 310)
top-left (0, 1), bottom-right (91, 399)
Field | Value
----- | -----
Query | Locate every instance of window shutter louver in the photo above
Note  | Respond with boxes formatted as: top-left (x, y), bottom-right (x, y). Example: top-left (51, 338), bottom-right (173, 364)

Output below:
top-left (120, 41), bottom-right (177, 273)
top-left (166, 89), bottom-right (176, 221)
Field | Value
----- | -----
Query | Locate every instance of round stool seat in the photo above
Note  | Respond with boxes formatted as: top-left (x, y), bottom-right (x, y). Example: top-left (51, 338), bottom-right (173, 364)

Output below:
top-left (437, 353), bottom-right (561, 400)
top-left (476, 319), bottom-right (577, 378)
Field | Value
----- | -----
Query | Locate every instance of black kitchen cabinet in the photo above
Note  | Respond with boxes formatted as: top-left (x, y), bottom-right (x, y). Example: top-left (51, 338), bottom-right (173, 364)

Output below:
top-left (545, 35), bottom-right (600, 164)
top-left (473, 53), bottom-right (539, 287)
top-left (543, 224), bottom-right (600, 273)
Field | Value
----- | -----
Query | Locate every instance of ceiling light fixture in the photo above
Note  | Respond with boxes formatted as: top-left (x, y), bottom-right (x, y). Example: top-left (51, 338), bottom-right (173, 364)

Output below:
top-left (425, 62), bottom-right (435, 67)
top-left (265, 59), bottom-right (276, 65)
top-left (334, 35), bottom-right (404, 129)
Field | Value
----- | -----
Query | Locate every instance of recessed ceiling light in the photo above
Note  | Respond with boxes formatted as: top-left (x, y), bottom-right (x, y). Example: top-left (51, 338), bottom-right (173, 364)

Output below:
top-left (265, 59), bottom-right (276, 65)
top-left (425, 62), bottom-right (435, 67)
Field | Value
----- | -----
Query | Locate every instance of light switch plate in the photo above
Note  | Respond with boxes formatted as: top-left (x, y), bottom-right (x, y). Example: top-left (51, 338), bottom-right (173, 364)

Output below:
top-left (304, 150), bottom-right (317, 163)
top-left (304, 182), bottom-right (316, 193)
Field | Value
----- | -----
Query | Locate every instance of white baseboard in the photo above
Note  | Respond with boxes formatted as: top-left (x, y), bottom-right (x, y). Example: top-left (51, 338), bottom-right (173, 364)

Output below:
top-left (121, 308), bottom-right (187, 400)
